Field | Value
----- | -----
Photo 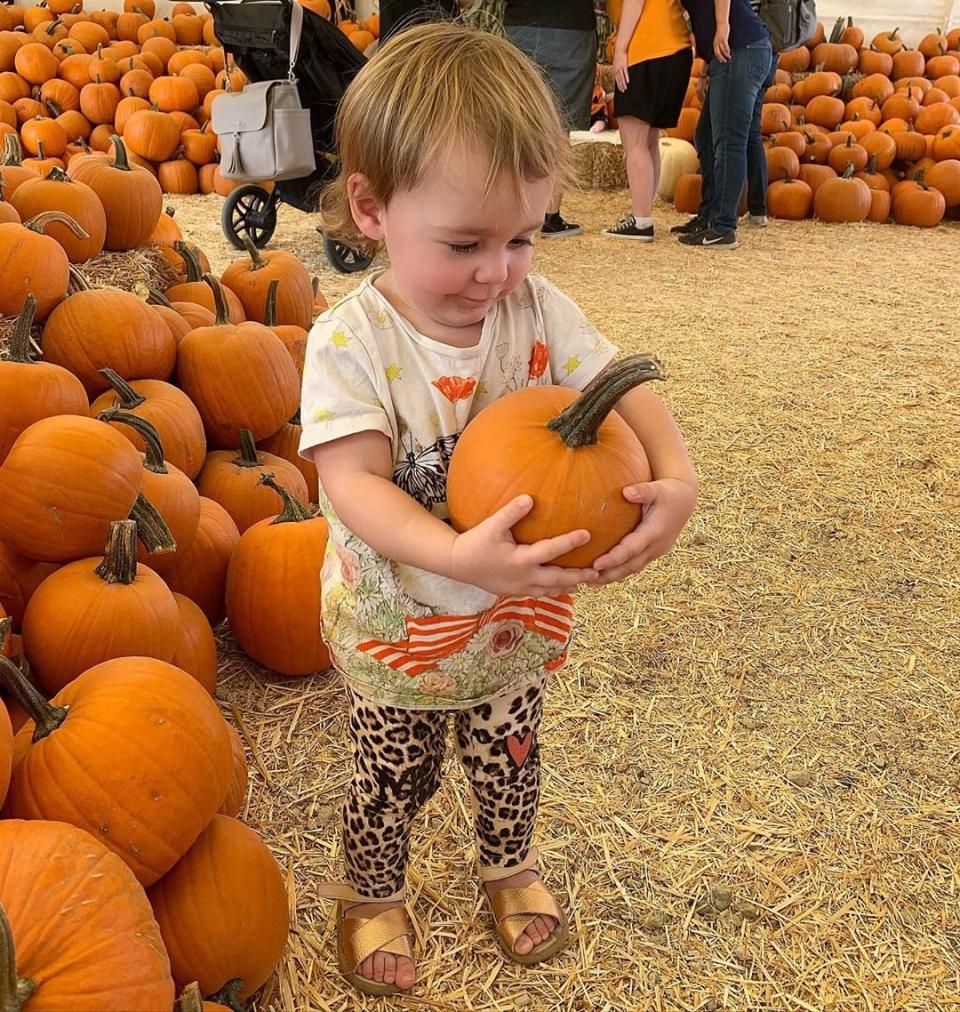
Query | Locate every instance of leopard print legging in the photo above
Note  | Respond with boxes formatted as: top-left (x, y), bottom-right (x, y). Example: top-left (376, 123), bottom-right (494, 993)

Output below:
top-left (342, 673), bottom-right (546, 898)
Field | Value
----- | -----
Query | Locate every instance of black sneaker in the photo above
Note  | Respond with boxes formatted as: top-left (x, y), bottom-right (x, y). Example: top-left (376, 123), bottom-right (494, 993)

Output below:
top-left (540, 213), bottom-right (582, 239)
top-left (678, 227), bottom-right (739, 250)
top-left (670, 215), bottom-right (708, 235)
top-left (601, 214), bottom-right (654, 241)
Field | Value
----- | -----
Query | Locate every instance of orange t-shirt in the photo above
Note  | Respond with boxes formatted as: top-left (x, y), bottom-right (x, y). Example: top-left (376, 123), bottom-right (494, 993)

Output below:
top-left (625, 0), bottom-right (691, 65)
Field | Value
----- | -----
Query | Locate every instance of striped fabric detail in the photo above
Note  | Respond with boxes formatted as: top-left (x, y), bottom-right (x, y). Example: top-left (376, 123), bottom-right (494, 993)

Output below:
top-left (357, 595), bottom-right (574, 678)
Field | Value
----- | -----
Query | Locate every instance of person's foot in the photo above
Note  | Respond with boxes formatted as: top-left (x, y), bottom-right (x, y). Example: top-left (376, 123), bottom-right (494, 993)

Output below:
top-left (540, 212), bottom-right (582, 239)
top-left (347, 900), bottom-right (417, 990)
top-left (669, 215), bottom-right (708, 235)
top-left (748, 213), bottom-right (768, 227)
top-left (678, 226), bottom-right (739, 250)
top-left (484, 869), bottom-right (559, 955)
top-left (602, 214), bottom-right (654, 241)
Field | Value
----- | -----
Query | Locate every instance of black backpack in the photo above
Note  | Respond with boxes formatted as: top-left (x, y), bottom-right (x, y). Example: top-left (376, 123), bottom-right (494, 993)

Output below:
top-left (754, 0), bottom-right (818, 53)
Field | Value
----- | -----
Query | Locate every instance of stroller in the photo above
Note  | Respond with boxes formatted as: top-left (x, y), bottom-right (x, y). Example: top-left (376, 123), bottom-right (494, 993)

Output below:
top-left (206, 0), bottom-right (373, 273)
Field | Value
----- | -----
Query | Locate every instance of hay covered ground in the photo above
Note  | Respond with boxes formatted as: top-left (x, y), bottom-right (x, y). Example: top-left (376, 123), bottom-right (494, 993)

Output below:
top-left (167, 190), bottom-right (960, 1012)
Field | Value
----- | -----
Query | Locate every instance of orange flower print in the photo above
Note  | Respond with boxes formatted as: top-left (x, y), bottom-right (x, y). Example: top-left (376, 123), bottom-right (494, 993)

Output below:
top-left (528, 340), bottom-right (548, 380)
top-left (432, 375), bottom-right (477, 402)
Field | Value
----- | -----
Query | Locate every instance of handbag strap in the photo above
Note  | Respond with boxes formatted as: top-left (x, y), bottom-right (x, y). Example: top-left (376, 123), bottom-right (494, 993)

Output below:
top-left (288, 0), bottom-right (303, 80)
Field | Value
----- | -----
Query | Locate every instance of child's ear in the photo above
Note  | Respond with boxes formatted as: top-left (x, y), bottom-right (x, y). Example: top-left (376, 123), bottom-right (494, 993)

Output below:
top-left (347, 173), bottom-right (385, 242)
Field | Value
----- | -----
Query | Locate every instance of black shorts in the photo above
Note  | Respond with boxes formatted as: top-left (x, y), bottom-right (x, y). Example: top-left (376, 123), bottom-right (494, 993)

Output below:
top-left (613, 47), bottom-right (693, 129)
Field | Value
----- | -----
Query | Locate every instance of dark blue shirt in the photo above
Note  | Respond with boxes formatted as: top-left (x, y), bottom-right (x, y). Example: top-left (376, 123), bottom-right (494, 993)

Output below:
top-left (503, 0), bottom-right (595, 32)
top-left (681, 0), bottom-right (769, 62)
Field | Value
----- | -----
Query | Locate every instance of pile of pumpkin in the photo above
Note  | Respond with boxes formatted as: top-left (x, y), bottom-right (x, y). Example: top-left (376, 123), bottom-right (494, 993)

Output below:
top-left (665, 18), bottom-right (960, 226)
top-left (0, 141), bottom-right (331, 1006)
top-left (298, 0), bottom-right (381, 53)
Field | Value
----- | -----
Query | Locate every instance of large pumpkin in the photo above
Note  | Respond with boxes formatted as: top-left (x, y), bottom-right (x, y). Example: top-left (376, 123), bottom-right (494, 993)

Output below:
top-left (447, 356), bottom-right (661, 568)
top-left (262, 278), bottom-right (307, 376)
top-left (147, 815), bottom-right (289, 1007)
top-left (22, 520), bottom-right (181, 695)
top-left (220, 236), bottom-right (313, 329)
top-left (0, 819), bottom-right (175, 1010)
top-left (177, 279), bottom-right (300, 449)
top-left (258, 415), bottom-right (318, 503)
top-left (218, 722), bottom-right (248, 817)
top-left (1, 653), bottom-right (232, 885)
top-left (225, 475), bottom-right (330, 676)
top-left (0, 414), bottom-right (143, 562)
top-left (813, 164), bottom-right (872, 222)
top-left (0, 210), bottom-right (82, 319)
top-left (170, 592), bottom-right (217, 694)
top-left (655, 137), bottom-right (699, 201)
top-left (0, 294), bottom-right (88, 465)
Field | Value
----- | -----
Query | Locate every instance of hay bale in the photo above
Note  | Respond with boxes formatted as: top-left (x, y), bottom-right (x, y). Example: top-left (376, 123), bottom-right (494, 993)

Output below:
top-left (569, 131), bottom-right (628, 190)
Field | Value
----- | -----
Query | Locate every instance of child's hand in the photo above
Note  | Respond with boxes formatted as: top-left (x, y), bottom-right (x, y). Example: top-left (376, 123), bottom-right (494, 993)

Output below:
top-left (451, 495), bottom-right (598, 598)
top-left (589, 478), bottom-right (697, 585)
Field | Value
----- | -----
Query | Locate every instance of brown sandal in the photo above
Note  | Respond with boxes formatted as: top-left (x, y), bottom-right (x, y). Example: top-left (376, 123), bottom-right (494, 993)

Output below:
top-left (478, 848), bottom-right (569, 966)
top-left (318, 882), bottom-right (416, 997)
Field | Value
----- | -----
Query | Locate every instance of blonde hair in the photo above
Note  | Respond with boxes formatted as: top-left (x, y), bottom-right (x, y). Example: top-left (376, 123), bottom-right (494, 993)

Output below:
top-left (319, 21), bottom-right (572, 257)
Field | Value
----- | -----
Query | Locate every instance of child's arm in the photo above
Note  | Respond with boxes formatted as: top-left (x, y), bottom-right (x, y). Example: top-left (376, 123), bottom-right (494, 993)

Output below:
top-left (310, 432), bottom-right (600, 598)
top-left (589, 385), bottom-right (698, 584)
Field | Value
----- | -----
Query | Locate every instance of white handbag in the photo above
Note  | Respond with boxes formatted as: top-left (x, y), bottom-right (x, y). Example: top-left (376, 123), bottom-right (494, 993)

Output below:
top-left (212, 2), bottom-right (317, 182)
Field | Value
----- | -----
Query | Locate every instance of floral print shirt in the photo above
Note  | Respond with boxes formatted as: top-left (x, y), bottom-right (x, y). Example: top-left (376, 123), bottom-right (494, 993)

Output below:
top-left (298, 271), bottom-right (617, 710)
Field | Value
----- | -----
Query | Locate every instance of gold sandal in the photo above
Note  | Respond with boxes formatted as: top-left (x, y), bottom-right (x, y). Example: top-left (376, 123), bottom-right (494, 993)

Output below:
top-left (318, 882), bottom-right (416, 997)
top-left (478, 847), bottom-right (569, 966)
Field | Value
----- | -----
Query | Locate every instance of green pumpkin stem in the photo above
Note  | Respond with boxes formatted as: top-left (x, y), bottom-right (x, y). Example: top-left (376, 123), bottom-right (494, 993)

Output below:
top-left (0, 902), bottom-right (38, 1012)
top-left (0, 654), bottom-right (69, 743)
top-left (546, 354), bottom-right (665, 448)
top-left (93, 518), bottom-right (140, 584)
top-left (145, 287), bottom-right (174, 309)
top-left (264, 278), bottom-right (280, 326)
top-left (241, 234), bottom-right (267, 271)
top-left (109, 134), bottom-right (132, 171)
top-left (98, 408), bottom-right (167, 473)
top-left (207, 978), bottom-right (245, 1012)
top-left (7, 295), bottom-right (37, 364)
top-left (829, 16), bottom-right (844, 43)
top-left (235, 428), bottom-right (261, 467)
top-left (866, 154), bottom-right (877, 174)
top-left (129, 494), bottom-right (176, 555)
top-left (841, 163), bottom-right (856, 179)
top-left (172, 241), bottom-right (204, 283)
top-left (259, 472), bottom-right (314, 524)
top-left (23, 211), bottom-right (89, 240)
top-left (98, 367), bottom-right (146, 408)
top-left (201, 272), bottom-right (230, 325)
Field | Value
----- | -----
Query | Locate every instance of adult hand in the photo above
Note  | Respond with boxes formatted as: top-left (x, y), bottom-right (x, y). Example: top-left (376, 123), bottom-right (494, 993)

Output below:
top-left (450, 495), bottom-right (598, 598)
top-left (588, 478), bottom-right (698, 585)
top-left (613, 47), bottom-right (630, 93)
top-left (713, 22), bottom-right (731, 62)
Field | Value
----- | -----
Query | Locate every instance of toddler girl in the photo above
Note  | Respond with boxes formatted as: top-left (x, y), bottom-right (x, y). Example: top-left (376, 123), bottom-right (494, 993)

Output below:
top-left (300, 22), bottom-right (698, 997)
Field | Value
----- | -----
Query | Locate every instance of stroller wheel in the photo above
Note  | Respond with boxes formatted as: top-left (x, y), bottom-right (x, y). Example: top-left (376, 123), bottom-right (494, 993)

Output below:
top-left (323, 235), bottom-right (373, 273)
top-left (221, 184), bottom-right (278, 250)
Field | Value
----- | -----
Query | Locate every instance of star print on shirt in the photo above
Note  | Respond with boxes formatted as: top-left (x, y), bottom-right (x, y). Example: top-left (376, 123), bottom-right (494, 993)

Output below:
top-left (330, 330), bottom-right (350, 348)
top-left (313, 408), bottom-right (334, 423)
top-left (385, 364), bottom-right (403, 382)
top-left (564, 355), bottom-right (581, 375)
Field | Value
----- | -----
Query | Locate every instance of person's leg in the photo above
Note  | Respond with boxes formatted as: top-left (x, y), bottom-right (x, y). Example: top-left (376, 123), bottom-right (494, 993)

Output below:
top-left (620, 116), bottom-right (656, 217)
top-left (455, 673), bottom-right (560, 957)
top-left (647, 124), bottom-right (662, 202)
top-left (746, 50), bottom-right (776, 220)
top-left (341, 688), bottom-right (447, 987)
top-left (695, 83), bottom-right (714, 221)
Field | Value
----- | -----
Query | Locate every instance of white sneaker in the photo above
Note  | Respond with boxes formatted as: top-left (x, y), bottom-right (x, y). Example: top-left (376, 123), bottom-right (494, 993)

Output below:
top-left (748, 214), bottom-right (768, 227)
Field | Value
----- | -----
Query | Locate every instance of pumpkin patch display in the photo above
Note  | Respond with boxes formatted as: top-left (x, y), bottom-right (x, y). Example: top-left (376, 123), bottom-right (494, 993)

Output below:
top-left (447, 355), bottom-right (662, 568)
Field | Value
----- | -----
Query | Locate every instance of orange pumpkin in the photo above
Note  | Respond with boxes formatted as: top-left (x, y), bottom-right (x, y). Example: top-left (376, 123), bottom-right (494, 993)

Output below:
top-left (218, 723), bottom-right (248, 817)
top-left (123, 106), bottom-right (180, 161)
top-left (813, 163), bottom-right (872, 222)
top-left (258, 417), bottom-right (318, 502)
top-left (0, 818), bottom-right (176, 1010)
top-left (9, 165), bottom-right (106, 262)
top-left (1, 652), bottom-right (233, 886)
top-left (220, 236), bottom-right (314, 329)
top-left (893, 179), bottom-right (946, 226)
top-left (767, 174), bottom-right (813, 219)
top-left (0, 210), bottom-right (78, 320)
top-left (167, 243), bottom-right (246, 322)
top-left (0, 541), bottom-right (58, 632)
top-left (171, 592), bottom-right (218, 694)
top-left (926, 158), bottom-right (960, 206)
top-left (447, 356), bottom-right (660, 567)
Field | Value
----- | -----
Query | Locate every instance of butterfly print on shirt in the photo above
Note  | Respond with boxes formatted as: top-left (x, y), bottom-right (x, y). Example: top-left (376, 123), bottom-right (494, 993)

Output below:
top-left (393, 433), bottom-right (459, 508)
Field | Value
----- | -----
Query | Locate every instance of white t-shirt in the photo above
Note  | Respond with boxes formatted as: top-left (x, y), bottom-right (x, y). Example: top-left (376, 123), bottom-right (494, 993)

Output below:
top-left (299, 271), bottom-right (617, 709)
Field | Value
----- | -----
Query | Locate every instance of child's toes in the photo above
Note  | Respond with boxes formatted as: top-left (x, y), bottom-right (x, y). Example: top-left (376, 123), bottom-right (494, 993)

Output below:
top-left (373, 951), bottom-right (386, 982)
top-left (382, 953), bottom-right (396, 985)
top-left (360, 955), bottom-right (376, 981)
top-left (396, 955), bottom-right (417, 989)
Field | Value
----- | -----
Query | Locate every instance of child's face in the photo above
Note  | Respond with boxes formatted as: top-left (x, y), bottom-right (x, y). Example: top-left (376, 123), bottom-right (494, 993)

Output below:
top-left (354, 145), bottom-right (553, 332)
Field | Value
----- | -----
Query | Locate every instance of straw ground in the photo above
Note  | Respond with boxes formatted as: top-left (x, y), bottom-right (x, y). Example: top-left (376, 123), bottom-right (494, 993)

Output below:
top-left (139, 193), bottom-right (960, 1009)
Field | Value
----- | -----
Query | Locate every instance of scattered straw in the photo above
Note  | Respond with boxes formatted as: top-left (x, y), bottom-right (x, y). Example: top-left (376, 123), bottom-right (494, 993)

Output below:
top-left (163, 188), bottom-right (960, 1009)
top-left (77, 244), bottom-right (179, 292)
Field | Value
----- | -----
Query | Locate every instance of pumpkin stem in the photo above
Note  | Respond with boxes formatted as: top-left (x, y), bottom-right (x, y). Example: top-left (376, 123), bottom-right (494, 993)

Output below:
top-left (98, 408), bottom-right (168, 473)
top-left (829, 16), bottom-right (844, 43)
top-left (176, 982), bottom-right (203, 1012)
top-left (6, 295), bottom-right (37, 364)
top-left (207, 978), bottom-right (245, 1012)
top-left (42, 165), bottom-right (70, 183)
top-left (264, 278), bottom-right (280, 326)
top-left (145, 286), bottom-right (174, 308)
top-left (0, 902), bottom-right (38, 1012)
top-left (241, 233), bottom-right (267, 270)
top-left (0, 617), bottom-right (8, 657)
top-left (173, 240), bottom-right (204, 283)
top-left (259, 472), bottom-right (314, 524)
top-left (23, 211), bottom-right (89, 240)
top-left (0, 654), bottom-right (69, 743)
top-left (93, 518), bottom-right (141, 584)
top-left (866, 154), bottom-right (877, 174)
top-left (98, 367), bottom-right (146, 408)
top-left (2, 134), bottom-right (24, 167)
top-left (165, 205), bottom-right (176, 219)
top-left (290, 408), bottom-right (301, 425)
top-left (234, 428), bottom-right (261, 468)
top-left (201, 272), bottom-right (230, 325)
top-left (67, 265), bottom-right (92, 293)
top-left (44, 98), bottom-right (63, 118)
top-left (546, 354), bottom-right (665, 448)
top-left (129, 493), bottom-right (177, 555)
top-left (109, 133), bottom-right (132, 171)
top-left (312, 275), bottom-right (320, 299)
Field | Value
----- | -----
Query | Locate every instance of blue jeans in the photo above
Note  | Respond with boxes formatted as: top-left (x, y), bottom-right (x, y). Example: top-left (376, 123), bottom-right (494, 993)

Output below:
top-left (695, 38), bottom-right (774, 233)
top-left (747, 48), bottom-right (779, 215)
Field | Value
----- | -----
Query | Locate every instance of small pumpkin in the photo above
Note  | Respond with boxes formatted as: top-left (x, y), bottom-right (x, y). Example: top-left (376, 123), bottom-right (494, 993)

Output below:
top-left (171, 592), bottom-right (217, 694)
top-left (673, 172), bottom-right (702, 214)
top-left (925, 157), bottom-right (960, 206)
top-left (0, 210), bottom-right (83, 319)
top-left (158, 149), bottom-right (198, 194)
top-left (813, 163), bottom-right (871, 222)
top-left (893, 179), bottom-right (946, 226)
top-left (447, 356), bottom-right (661, 567)
top-left (147, 815), bottom-right (289, 1007)
top-left (167, 242), bottom-right (246, 322)
top-left (767, 172), bottom-right (813, 219)
top-left (872, 27), bottom-right (903, 56)
top-left (225, 474), bottom-right (330, 675)
top-left (0, 651), bottom-right (233, 886)
top-left (766, 144), bottom-right (800, 180)
top-left (257, 414), bottom-right (318, 502)
top-left (220, 236), bottom-right (314, 329)
top-left (827, 134), bottom-right (868, 173)
top-left (262, 277), bottom-right (307, 375)
top-left (797, 161), bottom-right (837, 196)
top-left (123, 105), bottom-right (180, 161)
top-left (9, 165), bottom-right (106, 262)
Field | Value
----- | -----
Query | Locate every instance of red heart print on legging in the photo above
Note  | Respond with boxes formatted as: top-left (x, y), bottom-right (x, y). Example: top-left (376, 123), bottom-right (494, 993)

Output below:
top-left (506, 731), bottom-right (533, 770)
